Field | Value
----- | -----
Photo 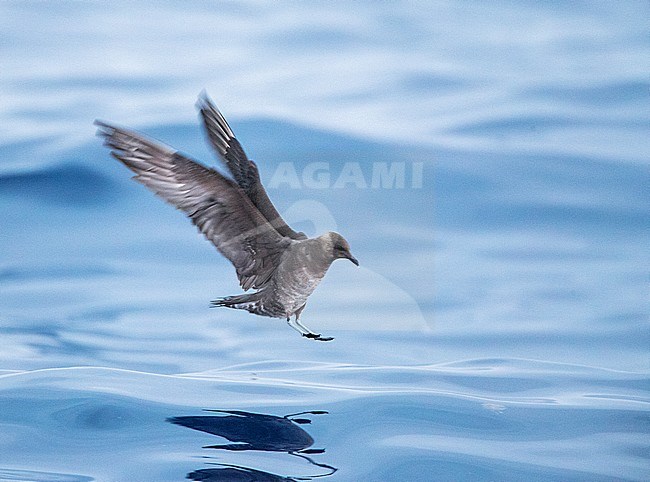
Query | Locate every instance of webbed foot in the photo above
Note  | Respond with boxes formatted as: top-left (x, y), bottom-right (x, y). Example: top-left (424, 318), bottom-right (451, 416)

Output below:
top-left (303, 333), bottom-right (334, 342)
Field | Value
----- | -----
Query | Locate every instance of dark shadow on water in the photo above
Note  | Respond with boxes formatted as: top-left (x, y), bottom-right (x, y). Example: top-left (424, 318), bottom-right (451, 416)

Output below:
top-left (187, 465), bottom-right (297, 481)
top-left (168, 410), bottom-right (336, 481)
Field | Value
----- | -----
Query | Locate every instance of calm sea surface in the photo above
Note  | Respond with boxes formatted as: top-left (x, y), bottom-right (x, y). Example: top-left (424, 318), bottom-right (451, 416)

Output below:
top-left (1, 1), bottom-right (648, 480)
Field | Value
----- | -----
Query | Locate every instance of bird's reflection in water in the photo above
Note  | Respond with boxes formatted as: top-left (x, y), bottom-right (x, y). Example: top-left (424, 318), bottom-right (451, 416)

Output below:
top-left (187, 465), bottom-right (296, 481)
top-left (168, 410), bottom-right (336, 481)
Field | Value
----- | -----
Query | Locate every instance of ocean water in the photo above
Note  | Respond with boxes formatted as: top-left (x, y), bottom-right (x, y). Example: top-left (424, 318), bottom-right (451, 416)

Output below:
top-left (1, 1), bottom-right (649, 481)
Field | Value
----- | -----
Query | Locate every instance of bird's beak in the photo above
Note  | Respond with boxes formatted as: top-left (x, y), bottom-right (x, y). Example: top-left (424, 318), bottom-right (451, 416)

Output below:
top-left (346, 253), bottom-right (359, 266)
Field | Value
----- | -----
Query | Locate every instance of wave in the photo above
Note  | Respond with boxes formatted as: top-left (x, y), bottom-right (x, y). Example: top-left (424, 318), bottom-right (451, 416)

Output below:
top-left (0, 361), bottom-right (647, 481)
top-left (0, 164), bottom-right (118, 206)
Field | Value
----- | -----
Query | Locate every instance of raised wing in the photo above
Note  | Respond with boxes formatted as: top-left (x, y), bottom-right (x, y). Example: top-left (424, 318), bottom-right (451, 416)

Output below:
top-left (196, 92), bottom-right (307, 241)
top-left (95, 121), bottom-right (292, 290)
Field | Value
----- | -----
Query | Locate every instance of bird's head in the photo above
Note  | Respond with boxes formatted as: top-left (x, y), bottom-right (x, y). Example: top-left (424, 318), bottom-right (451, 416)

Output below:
top-left (327, 232), bottom-right (359, 266)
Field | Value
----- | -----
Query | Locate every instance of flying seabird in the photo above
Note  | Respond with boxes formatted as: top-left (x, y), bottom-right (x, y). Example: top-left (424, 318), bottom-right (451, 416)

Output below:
top-left (95, 92), bottom-right (358, 341)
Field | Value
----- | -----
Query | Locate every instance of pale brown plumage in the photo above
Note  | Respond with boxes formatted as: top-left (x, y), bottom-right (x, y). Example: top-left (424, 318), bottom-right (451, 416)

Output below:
top-left (196, 92), bottom-right (307, 241)
top-left (96, 93), bottom-right (358, 341)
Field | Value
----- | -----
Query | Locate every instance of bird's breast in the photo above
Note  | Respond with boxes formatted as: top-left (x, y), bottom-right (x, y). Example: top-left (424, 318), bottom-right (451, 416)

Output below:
top-left (274, 262), bottom-right (328, 315)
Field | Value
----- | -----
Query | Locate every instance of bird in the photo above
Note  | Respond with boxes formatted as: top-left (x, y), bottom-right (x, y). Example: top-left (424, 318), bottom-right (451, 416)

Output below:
top-left (95, 92), bottom-right (358, 341)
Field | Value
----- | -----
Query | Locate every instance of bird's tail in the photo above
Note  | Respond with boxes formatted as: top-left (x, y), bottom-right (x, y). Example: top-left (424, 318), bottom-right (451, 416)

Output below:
top-left (210, 292), bottom-right (266, 315)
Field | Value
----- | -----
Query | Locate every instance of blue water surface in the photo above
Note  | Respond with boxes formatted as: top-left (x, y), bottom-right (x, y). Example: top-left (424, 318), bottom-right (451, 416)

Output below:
top-left (0, 1), bottom-right (648, 481)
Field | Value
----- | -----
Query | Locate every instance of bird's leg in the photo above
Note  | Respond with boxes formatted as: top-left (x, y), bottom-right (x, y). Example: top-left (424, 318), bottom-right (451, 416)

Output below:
top-left (293, 304), bottom-right (316, 336)
top-left (296, 319), bottom-right (322, 339)
top-left (287, 316), bottom-right (309, 336)
top-left (294, 307), bottom-right (333, 342)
